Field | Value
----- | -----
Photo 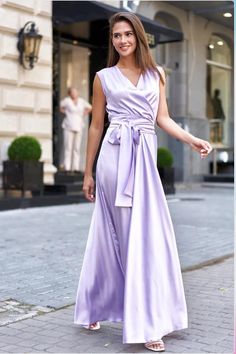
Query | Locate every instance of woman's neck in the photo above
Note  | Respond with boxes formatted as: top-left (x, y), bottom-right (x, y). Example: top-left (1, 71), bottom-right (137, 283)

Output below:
top-left (117, 56), bottom-right (138, 69)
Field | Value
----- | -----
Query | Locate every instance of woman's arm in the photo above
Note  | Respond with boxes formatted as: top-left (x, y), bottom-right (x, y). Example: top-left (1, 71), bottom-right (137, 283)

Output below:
top-left (83, 74), bottom-right (106, 201)
top-left (156, 67), bottom-right (212, 159)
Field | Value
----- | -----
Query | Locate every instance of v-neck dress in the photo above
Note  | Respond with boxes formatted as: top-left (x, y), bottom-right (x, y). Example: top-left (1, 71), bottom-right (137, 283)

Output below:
top-left (74, 65), bottom-right (188, 344)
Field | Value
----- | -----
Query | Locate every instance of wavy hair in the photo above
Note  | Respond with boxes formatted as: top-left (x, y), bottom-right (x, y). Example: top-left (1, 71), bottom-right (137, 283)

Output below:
top-left (107, 12), bottom-right (165, 84)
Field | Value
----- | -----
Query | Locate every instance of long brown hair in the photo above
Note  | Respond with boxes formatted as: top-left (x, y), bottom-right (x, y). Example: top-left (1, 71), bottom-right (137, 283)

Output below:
top-left (107, 12), bottom-right (165, 85)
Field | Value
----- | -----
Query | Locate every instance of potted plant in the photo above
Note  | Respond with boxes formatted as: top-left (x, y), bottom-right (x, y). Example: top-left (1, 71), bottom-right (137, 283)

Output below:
top-left (157, 147), bottom-right (175, 194)
top-left (3, 136), bottom-right (43, 197)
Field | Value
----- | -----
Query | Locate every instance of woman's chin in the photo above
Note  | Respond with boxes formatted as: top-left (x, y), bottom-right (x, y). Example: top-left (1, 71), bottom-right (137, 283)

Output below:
top-left (118, 50), bottom-right (135, 58)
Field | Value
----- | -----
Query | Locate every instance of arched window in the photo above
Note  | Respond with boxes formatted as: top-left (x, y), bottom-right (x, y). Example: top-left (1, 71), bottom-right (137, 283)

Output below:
top-left (206, 34), bottom-right (232, 145)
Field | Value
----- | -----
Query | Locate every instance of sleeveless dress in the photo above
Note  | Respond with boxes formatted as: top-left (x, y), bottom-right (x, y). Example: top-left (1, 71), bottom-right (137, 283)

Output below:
top-left (74, 65), bottom-right (188, 344)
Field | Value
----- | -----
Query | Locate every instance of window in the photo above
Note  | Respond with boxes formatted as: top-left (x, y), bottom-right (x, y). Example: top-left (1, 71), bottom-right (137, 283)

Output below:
top-left (206, 34), bottom-right (232, 145)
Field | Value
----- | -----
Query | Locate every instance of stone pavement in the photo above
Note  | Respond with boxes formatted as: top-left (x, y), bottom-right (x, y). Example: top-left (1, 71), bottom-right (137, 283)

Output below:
top-left (0, 257), bottom-right (233, 353)
top-left (0, 183), bottom-right (234, 353)
top-left (0, 184), bottom-right (233, 310)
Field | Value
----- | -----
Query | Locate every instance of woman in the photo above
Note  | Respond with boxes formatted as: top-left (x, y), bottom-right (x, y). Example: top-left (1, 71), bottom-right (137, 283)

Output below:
top-left (60, 87), bottom-right (92, 173)
top-left (74, 12), bottom-right (212, 352)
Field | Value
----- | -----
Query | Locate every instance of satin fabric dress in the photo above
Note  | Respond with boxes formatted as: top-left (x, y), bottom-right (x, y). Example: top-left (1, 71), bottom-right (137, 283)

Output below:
top-left (74, 65), bottom-right (188, 344)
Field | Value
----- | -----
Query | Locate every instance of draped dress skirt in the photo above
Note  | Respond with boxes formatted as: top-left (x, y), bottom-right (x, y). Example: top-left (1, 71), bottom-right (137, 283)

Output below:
top-left (74, 65), bottom-right (188, 344)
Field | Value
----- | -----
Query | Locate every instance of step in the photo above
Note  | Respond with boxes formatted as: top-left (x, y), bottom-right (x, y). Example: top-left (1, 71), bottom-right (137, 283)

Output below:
top-left (203, 174), bottom-right (234, 183)
top-left (43, 183), bottom-right (83, 196)
top-left (201, 182), bottom-right (234, 189)
top-left (209, 161), bottom-right (234, 174)
top-left (54, 172), bottom-right (84, 184)
top-left (0, 194), bottom-right (88, 211)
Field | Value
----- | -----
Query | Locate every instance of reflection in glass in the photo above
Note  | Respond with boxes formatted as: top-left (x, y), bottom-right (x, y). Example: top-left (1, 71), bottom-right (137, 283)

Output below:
top-left (206, 35), bottom-right (231, 145)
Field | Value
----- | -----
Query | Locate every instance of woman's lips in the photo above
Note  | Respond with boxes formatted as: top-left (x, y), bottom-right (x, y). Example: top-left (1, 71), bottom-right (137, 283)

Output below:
top-left (120, 46), bottom-right (130, 50)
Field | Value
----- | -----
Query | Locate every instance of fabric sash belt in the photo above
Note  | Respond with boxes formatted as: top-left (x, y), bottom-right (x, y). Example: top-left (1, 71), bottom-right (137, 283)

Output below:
top-left (108, 119), bottom-right (156, 207)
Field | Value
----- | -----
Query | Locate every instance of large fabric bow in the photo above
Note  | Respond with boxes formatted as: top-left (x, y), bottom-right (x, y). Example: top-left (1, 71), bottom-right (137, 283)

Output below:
top-left (108, 122), bottom-right (141, 207)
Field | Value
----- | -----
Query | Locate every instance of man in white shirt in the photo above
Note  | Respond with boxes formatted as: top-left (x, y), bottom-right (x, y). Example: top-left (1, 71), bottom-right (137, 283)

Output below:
top-left (60, 88), bottom-right (92, 173)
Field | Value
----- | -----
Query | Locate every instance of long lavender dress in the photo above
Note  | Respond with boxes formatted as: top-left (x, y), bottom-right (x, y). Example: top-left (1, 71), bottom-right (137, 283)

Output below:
top-left (74, 65), bottom-right (188, 344)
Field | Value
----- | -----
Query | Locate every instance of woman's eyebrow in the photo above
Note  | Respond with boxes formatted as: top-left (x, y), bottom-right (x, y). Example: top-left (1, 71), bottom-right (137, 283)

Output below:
top-left (113, 30), bottom-right (133, 35)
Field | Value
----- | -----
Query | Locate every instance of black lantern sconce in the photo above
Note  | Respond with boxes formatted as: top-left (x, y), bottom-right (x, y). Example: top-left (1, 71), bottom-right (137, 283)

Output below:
top-left (17, 21), bottom-right (43, 70)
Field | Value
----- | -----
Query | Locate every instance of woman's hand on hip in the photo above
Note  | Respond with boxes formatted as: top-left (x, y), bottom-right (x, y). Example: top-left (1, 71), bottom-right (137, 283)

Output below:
top-left (83, 175), bottom-right (95, 202)
top-left (189, 137), bottom-right (213, 159)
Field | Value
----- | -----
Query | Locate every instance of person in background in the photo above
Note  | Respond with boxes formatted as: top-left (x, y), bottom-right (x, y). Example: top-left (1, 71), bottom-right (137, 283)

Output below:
top-left (212, 89), bottom-right (225, 120)
top-left (60, 87), bottom-right (92, 173)
top-left (212, 89), bottom-right (225, 142)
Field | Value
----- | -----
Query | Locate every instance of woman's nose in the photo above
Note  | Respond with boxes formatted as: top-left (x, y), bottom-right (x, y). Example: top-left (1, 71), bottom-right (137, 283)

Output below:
top-left (120, 35), bottom-right (127, 43)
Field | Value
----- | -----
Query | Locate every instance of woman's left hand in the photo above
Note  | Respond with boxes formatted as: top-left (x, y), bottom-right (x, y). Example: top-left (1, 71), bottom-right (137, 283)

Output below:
top-left (189, 137), bottom-right (213, 159)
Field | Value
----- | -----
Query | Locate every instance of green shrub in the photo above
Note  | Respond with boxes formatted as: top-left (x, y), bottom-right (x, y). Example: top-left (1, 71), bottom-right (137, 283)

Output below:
top-left (157, 147), bottom-right (174, 168)
top-left (8, 136), bottom-right (42, 161)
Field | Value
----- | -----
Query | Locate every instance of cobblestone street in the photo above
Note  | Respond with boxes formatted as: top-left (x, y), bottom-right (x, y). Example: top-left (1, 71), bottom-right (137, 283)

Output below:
top-left (0, 183), bottom-right (234, 353)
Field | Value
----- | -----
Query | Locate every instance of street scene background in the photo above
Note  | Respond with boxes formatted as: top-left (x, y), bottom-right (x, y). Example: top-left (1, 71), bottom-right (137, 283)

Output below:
top-left (0, 0), bottom-right (234, 352)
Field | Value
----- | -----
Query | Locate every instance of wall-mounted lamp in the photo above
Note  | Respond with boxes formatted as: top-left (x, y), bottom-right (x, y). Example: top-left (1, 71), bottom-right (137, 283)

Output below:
top-left (17, 21), bottom-right (43, 70)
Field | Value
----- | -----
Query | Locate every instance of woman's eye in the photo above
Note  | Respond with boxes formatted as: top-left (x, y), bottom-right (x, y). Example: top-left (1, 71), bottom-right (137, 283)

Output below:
top-left (113, 32), bottom-right (133, 39)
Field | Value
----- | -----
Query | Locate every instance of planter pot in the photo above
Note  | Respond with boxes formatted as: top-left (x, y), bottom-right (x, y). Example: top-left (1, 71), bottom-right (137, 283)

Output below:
top-left (3, 160), bottom-right (44, 197)
top-left (158, 166), bottom-right (175, 195)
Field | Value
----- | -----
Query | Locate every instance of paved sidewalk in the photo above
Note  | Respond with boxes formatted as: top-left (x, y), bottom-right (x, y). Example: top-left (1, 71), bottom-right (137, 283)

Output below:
top-left (0, 184), bottom-right (233, 310)
top-left (0, 257), bottom-right (233, 353)
top-left (0, 183), bottom-right (234, 353)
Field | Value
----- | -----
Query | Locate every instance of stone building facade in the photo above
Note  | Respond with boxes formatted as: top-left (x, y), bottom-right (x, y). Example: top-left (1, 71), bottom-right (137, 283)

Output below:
top-left (140, 1), bottom-right (234, 181)
top-left (0, 1), bottom-right (234, 186)
top-left (0, 0), bottom-right (56, 184)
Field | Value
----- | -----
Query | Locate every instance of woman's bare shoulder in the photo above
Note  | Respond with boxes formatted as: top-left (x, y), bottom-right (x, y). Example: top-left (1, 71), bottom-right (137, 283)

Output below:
top-left (96, 66), bottom-right (114, 75)
top-left (156, 65), bottom-right (166, 85)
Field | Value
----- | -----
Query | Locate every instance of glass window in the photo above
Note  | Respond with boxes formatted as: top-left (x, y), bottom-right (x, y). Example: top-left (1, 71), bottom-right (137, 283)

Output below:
top-left (206, 35), bottom-right (232, 145)
top-left (207, 35), bottom-right (231, 66)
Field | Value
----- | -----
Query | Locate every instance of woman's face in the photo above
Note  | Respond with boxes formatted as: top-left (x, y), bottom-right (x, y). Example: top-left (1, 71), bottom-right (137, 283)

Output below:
top-left (112, 20), bottom-right (137, 58)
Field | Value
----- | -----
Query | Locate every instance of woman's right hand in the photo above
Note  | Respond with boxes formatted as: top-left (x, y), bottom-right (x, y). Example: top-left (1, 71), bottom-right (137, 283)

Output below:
top-left (189, 136), bottom-right (213, 159)
top-left (83, 175), bottom-right (95, 202)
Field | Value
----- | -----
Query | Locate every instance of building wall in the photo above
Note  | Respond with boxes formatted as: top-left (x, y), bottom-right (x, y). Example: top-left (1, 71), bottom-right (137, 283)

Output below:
top-left (0, 0), bottom-right (56, 185)
top-left (0, 0), bottom-right (233, 187)
top-left (138, 1), bottom-right (234, 181)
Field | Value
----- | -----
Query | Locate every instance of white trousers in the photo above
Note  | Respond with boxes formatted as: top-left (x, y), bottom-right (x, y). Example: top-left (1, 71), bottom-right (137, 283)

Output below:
top-left (63, 129), bottom-right (82, 171)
